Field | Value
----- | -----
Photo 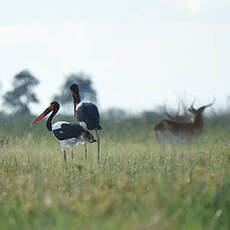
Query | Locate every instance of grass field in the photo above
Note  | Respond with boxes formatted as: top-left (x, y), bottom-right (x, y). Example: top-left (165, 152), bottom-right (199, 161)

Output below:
top-left (0, 114), bottom-right (230, 230)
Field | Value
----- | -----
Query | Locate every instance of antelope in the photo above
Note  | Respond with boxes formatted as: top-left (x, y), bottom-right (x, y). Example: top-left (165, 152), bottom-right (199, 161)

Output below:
top-left (154, 101), bottom-right (214, 144)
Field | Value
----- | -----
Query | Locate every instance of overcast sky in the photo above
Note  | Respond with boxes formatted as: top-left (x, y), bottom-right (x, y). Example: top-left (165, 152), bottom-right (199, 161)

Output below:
top-left (0, 0), bottom-right (230, 114)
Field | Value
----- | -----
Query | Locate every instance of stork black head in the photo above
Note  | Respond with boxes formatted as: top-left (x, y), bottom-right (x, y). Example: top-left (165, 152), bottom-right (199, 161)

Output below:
top-left (32, 101), bottom-right (60, 124)
top-left (70, 84), bottom-right (79, 93)
top-left (70, 84), bottom-right (81, 117)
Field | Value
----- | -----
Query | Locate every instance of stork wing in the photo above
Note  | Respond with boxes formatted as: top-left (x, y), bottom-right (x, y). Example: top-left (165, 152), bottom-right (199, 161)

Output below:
top-left (53, 123), bottom-right (85, 140)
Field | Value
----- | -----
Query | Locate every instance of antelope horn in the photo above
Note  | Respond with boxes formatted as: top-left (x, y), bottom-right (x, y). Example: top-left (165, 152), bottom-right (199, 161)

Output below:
top-left (164, 105), bottom-right (177, 120)
top-left (203, 96), bottom-right (216, 108)
top-left (190, 99), bottom-right (196, 110)
top-left (202, 101), bottom-right (215, 109)
top-left (203, 102), bottom-right (214, 108)
top-left (166, 111), bottom-right (175, 120)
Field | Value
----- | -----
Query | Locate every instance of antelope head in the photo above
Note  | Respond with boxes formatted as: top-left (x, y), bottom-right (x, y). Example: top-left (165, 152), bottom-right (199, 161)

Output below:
top-left (188, 99), bottom-right (214, 125)
top-left (188, 101), bottom-right (214, 115)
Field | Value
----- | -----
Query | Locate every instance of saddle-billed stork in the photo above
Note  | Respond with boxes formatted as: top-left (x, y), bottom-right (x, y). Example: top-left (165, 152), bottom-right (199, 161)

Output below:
top-left (70, 84), bottom-right (102, 164)
top-left (32, 101), bottom-right (96, 162)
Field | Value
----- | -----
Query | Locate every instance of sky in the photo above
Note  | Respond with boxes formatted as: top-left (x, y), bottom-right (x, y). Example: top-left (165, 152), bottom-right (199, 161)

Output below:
top-left (0, 0), bottom-right (230, 114)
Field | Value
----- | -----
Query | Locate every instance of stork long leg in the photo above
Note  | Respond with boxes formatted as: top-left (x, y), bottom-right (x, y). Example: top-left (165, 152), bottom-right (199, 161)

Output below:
top-left (84, 142), bottom-right (88, 160)
top-left (95, 129), bottom-right (100, 164)
top-left (63, 149), bottom-right (67, 162)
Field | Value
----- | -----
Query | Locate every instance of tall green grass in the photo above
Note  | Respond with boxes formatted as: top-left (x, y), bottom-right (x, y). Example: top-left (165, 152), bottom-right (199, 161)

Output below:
top-left (0, 113), bottom-right (230, 229)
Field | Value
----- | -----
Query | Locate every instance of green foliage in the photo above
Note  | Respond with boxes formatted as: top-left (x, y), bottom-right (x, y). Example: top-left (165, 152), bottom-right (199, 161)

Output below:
top-left (0, 113), bottom-right (230, 229)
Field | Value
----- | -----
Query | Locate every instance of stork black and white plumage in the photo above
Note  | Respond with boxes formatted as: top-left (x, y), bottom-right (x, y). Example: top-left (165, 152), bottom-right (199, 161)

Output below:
top-left (70, 84), bottom-right (102, 164)
top-left (32, 101), bottom-right (96, 162)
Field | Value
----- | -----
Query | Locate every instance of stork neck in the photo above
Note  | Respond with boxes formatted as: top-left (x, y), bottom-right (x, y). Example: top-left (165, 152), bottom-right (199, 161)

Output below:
top-left (76, 94), bottom-right (81, 104)
top-left (46, 110), bottom-right (58, 131)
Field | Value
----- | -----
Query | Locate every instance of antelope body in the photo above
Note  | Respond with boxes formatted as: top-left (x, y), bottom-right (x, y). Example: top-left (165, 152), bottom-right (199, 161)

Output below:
top-left (154, 102), bottom-right (214, 144)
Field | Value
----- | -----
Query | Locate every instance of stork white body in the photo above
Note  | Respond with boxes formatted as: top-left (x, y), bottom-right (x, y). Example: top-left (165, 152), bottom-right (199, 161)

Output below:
top-left (52, 121), bottom-right (86, 152)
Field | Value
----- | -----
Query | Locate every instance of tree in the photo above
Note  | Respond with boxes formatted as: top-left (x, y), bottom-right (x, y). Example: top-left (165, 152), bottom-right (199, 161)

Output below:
top-left (3, 70), bottom-right (40, 115)
top-left (53, 72), bottom-right (97, 109)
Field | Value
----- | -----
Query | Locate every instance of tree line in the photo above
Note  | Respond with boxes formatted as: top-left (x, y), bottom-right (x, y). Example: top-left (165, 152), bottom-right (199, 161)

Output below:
top-left (1, 70), bottom-right (97, 116)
